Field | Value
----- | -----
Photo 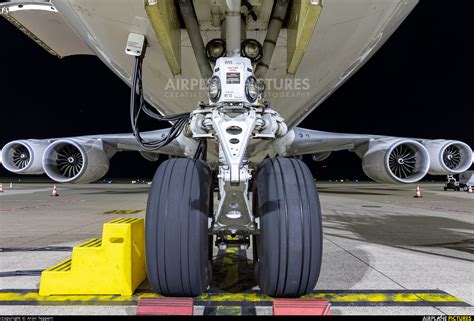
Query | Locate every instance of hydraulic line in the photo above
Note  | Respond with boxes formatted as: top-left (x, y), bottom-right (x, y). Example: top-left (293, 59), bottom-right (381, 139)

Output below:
top-left (178, 0), bottom-right (212, 79)
top-left (255, 0), bottom-right (289, 78)
top-left (130, 52), bottom-right (190, 152)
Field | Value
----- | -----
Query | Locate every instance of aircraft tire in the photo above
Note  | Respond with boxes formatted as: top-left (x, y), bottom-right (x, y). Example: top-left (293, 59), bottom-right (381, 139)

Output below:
top-left (145, 158), bottom-right (212, 297)
top-left (254, 158), bottom-right (323, 297)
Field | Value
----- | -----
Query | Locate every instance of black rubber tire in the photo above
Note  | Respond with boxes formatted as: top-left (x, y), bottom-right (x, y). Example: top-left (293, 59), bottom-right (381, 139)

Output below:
top-left (145, 158), bottom-right (212, 297)
top-left (254, 158), bottom-right (323, 297)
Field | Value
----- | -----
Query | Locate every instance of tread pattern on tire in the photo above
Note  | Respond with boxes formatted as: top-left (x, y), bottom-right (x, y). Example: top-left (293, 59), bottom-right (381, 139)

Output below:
top-left (146, 158), bottom-right (211, 297)
top-left (255, 158), bottom-right (323, 297)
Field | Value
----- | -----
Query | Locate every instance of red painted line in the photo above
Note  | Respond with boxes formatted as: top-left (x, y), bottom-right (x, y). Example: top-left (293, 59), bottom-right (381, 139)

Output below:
top-left (136, 298), bottom-right (194, 315)
top-left (273, 298), bottom-right (332, 316)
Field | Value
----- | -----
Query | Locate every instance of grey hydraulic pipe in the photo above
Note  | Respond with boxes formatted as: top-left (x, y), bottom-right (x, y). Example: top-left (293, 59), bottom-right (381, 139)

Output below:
top-left (225, 0), bottom-right (242, 57)
top-left (178, 0), bottom-right (212, 79)
top-left (241, 16), bottom-right (247, 42)
top-left (255, 0), bottom-right (289, 78)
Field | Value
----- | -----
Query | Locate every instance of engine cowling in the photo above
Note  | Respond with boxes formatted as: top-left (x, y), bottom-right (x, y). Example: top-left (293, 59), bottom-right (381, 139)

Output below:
top-left (42, 139), bottom-right (109, 183)
top-left (1, 140), bottom-right (48, 174)
top-left (423, 140), bottom-right (473, 175)
top-left (361, 139), bottom-right (430, 184)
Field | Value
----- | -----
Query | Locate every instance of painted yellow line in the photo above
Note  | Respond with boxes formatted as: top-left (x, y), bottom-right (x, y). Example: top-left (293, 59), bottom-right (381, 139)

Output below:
top-left (416, 293), bottom-right (465, 303)
top-left (0, 291), bottom-right (466, 305)
top-left (199, 292), bottom-right (464, 303)
top-left (0, 292), bottom-right (128, 303)
top-left (305, 293), bottom-right (463, 303)
top-left (98, 210), bottom-right (144, 215)
top-left (198, 293), bottom-right (270, 303)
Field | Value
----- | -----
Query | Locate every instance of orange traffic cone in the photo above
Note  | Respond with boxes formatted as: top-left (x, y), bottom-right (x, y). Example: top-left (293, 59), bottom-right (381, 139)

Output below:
top-left (9, 182), bottom-right (13, 189)
top-left (414, 185), bottom-right (422, 198)
top-left (51, 184), bottom-right (59, 197)
top-left (0, 184), bottom-right (3, 193)
top-left (468, 185), bottom-right (473, 194)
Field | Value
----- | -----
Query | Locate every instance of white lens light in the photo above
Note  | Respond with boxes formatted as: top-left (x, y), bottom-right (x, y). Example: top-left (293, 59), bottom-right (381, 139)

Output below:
top-left (209, 76), bottom-right (221, 102)
top-left (241, 39), bottom-right (263, 62)
top-left (206, 39), bottom-right (226, 62)
top-left (245, 76), bottom-right (258, 102)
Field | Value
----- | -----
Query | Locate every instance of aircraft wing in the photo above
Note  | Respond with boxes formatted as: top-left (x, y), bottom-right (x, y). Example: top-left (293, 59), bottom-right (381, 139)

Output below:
top-left (274, 128), bottom-right (473, 183)
top-left (1, 129), bottom-right (198, 183)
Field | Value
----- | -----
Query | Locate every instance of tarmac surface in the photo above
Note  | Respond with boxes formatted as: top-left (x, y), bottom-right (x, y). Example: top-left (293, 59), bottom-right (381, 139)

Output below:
top-left (0, 180), bottom-right (472, 315)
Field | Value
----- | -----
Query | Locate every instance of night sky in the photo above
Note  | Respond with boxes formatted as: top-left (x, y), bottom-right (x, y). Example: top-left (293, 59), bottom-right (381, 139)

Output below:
top-left (0, 0), bottom-right (472, 180)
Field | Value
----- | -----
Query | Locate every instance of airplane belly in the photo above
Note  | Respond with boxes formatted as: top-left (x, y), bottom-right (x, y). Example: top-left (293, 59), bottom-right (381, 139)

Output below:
top-left (267, 0), bottom-right (418, 128)
top-left (50, 0), bottom-right (417, 127)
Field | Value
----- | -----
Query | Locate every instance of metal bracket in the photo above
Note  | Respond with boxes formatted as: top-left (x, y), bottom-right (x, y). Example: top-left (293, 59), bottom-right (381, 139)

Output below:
top-left (214, 165), bottom-right (254, 232)
top-left (211, 108), bottom-right (257, 184)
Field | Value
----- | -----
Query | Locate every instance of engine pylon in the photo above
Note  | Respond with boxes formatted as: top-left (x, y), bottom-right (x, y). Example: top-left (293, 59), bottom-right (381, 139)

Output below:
top-left (51, 184), bottom-right (59, 197)
top-left (413, 185), bottom-right (422, 198)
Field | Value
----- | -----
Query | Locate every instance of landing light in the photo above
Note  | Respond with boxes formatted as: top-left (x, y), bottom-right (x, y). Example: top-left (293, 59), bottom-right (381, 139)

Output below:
top-left (206, 39), bottom-right (226, 62)
top-left (208, 76), bottom-right (221, 103)
top-left (245, 76), bottom-right (258, 103)
top-left (241, 39), bottom-right (263, 62)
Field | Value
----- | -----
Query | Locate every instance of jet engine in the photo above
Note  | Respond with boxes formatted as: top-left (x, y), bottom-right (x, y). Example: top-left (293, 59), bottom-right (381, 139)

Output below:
top-left (1, 140), bottom-right (48, 174)
top-left (423, 140), bottom-right (473, 175)
top-left (361, 139), bottom-right (430, 184)
top-left (42, 139), bottom-right (109, 183)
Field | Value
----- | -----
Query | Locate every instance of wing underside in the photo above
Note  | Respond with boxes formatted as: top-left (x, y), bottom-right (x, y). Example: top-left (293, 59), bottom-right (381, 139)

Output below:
top-left (2, 0), bottom-right (419, 128)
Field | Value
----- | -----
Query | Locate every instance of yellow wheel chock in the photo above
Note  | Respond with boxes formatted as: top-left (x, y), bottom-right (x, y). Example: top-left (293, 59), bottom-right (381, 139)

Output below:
top-left (39, 218), bottom-right (146, 296)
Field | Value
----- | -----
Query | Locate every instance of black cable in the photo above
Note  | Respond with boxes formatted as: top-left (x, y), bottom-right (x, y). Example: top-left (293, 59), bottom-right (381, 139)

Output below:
top-left (242, 0), bottom-right (258, 21)
top-left (0, 247), bottom-right (72, 253)
top-left (130, 53), bottom-right (191, 151)
top-left (0, 270), bottom-right (43, 277)
top-left (193, 140), bottom-right (208, 160)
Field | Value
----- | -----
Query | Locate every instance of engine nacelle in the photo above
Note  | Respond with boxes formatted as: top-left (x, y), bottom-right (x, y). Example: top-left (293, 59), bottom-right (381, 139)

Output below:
top-left (1, 140), bottom-right (48, 174)
top-left (361, 139), bottom-right (430, 184)
top-left (42, 139), bottom-right (109, 183)
top-left (423, 140), bottom-right (473, 175)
